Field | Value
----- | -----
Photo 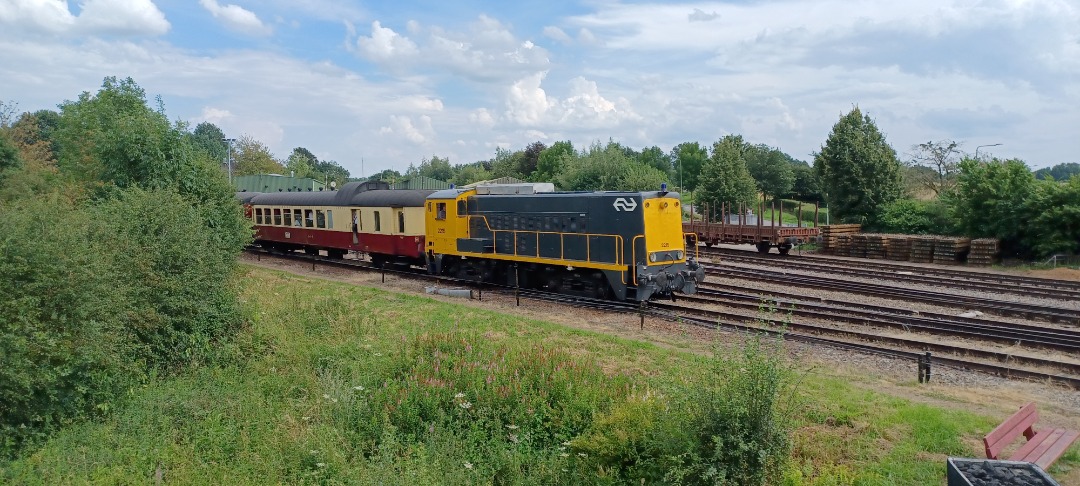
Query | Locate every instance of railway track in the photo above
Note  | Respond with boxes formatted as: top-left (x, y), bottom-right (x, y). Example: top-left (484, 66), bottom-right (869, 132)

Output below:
top-left (245, 247), bottom-right (1080, 389)
top-left (698, 246), bottom-right (1080, 295)
top-left (706, 265), bottom-right (1080, 324)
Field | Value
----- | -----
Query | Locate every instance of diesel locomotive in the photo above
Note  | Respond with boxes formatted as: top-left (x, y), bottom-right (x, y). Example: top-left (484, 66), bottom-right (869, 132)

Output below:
top-left (241, 180), bottom-right (703, 301)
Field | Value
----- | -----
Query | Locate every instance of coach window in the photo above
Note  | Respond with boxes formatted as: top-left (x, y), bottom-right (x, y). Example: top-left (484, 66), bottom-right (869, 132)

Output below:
top-left (398, 211), bottom-right (405, 233)
top-left (254, 208), bottom-right (262, 224)
top-left (327, 210), bottom-right (334, 229)
top-left (273, 209), bottom-right (282, 226)
top-left (282, 209), bottom-right (290, 226)
top-left (316, 210), bottom-right (326, 229)
top-left (294, 210), bottom-right (303, 227)
top-left (304, 209), bottom-right (314, 227)
top-left (436, 202), bottom-right (446, 220)
top-left (374, 211), bottom-right (382, 232)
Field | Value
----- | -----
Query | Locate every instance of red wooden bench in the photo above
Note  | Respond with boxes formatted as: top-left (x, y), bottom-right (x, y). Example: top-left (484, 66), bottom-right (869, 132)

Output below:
top-left (983, 402), bottom-right (1080, 470)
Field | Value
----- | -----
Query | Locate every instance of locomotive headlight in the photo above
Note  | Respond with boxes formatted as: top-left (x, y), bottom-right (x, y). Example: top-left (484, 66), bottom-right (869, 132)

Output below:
top-left (675, 250), bottom-right (683, 260)
top-left (649, 253), bottom-right (658, 263)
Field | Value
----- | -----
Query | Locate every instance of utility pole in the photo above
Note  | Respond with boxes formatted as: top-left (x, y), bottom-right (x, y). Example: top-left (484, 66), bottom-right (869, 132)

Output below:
top-left (222, 138), bottom-right (236, 184)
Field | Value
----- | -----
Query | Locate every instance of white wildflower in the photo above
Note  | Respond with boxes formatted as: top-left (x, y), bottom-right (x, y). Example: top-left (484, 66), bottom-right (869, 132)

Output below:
top-left (322, 394), bottom-right (330, 400)
top-left (464, 462), bottom-right (473, 470)
top-left (352, 386), bottom-right (364, 391)
top-left (309, 450), bottom-right (318, 454)
top-left (454, 392), bottom-right (465, 399)
top-left (561, 441), bottom-right (570, 446)
top-left (316, 462), bottom-right (326, 468)
top-left (578, 453), bottom-right (587, 458)
top-left (508, 434), bottom-right (519, 443)
top-left (505, 424), bottom-right (518, 430)
top-left (460, 401), bottom-right (472, 409)
top-left (560, 453), bottom-right (569, 458)
top-left (302, 416), bottom-right (311, 421)
top-left (374, 352), bottom-right (382, 357)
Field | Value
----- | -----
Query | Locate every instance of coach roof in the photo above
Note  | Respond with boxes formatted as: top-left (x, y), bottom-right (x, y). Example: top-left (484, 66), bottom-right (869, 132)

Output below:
top-left (249, 181), bottom-right (434, 207)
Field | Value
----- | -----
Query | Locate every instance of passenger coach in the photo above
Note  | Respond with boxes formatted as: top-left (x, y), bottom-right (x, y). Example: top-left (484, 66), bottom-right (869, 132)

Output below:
top-left (244, 181), bottom-right (433, 266)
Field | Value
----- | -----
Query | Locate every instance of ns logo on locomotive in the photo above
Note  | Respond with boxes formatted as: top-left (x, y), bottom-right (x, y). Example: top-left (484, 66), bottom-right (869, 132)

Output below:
top-left (240, 181), bottom-right (704, 302)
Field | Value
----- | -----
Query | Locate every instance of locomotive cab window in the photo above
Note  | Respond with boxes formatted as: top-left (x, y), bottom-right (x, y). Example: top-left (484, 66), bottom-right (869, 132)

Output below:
top-left (436, 202), bottom-right (447, 220)
top-left (457, 200), bottom-right (466, 216)
top-left (273, 209), bottom-right (282, 226)
top-left (316, 210), bottom-right (326, 229)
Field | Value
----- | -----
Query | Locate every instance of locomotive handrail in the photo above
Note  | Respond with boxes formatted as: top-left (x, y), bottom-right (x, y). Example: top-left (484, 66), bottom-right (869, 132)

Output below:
top-left (468, 215), bottom-right (625, 266)
top-left (683, 232), bottom-right (699, 259)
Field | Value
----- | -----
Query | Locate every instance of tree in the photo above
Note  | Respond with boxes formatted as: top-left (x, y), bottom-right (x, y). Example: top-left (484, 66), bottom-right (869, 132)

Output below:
top-left (533, 141), bottom-right (574, 183)
top-left (670, 142), bottom-right (708, 192)
top-left (556, 141), bottom-right (666, 191)
top-left (947, 157), bottom-right (1035, 254)
top-left (368, 169), bottom-right (402, 183)
top-left (638, 146), bottom-right (672, 178)
top-left (417, 155), bottom-right (453, 181)
top-left (232, 135), bottom-right (284, 176)
top-left (744, 144), bottom-right (794, 204)
top-left (191, 122), bottom-right (227, 162)
top-left (285, 150), bottom-right (315, 179)
top-left (452, 162), bottom-right (492, 186)
top-left (788, 163), bottom-right (823, 202)
top-left (1035, 162), bottom-right (1080, 181)
top-left (518, 141), bottom-right (546, 178)
top-left (312, 159), bottom-right (350, 188)
top-left (698, 135), bottom-right (758, 217)
top-left (814, 107), bottom-right (903, 225)
top-left (0, 132), bottom-right (20, 174)
top-left (908, 140), bottom-right (962, 197)
top-left (1023, 175), bottom-right (1080, 258)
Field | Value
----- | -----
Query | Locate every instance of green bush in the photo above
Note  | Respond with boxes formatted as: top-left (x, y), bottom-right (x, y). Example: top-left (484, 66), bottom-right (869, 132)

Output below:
top-left (0, 196), bottom-right (140, 455)
top-left (872, 198), bottom-right (953, 235)
top-left (665, 331), bottom-right (797, 485)
top-left (0, 187), bottom-right (248, 457)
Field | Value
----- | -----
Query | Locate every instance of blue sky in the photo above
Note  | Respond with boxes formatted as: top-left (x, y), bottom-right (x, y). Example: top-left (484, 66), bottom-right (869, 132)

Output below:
top-left (1, 0), bottom-right (1077, 177)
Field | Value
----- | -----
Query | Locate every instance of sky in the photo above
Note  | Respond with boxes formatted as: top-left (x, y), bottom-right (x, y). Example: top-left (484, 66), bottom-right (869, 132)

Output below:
top-left (1, 0), bottom-right (1077, 178)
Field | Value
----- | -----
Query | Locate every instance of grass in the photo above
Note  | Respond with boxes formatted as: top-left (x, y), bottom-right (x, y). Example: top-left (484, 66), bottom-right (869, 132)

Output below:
top-left (2, 266), bottom-right (1076, 484)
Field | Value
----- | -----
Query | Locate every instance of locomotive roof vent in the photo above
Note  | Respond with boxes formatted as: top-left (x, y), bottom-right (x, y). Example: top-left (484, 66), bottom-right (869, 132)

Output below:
top-left (475, 183), bottom-right (555, 195)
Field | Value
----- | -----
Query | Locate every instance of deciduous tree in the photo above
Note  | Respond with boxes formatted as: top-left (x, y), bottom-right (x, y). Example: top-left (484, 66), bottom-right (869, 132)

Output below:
top-left (814, 107), bottom-right (903, 225)
top-left (908, 140), bottom-right (962, 196)
top-left (670, 142), bottom-right (708, 192)
top-left (233, 135), bottom-right (284, 176)
top-left (698, 135), bottom-right (758, 217)
top-left (744, 144), bottom-right (794, 204)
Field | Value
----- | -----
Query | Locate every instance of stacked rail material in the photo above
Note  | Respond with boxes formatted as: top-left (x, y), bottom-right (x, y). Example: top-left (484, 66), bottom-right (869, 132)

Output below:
top-left (934, 237), bottom-right (971, 265)
top-left (911, 236), bottom-right (937, 263)
top-left (863, 234), bottom-right (889, 259)
top-left (819, 224), bottom-right (861, 254)
top-left (850, 234), bottom-right (870, 258)
top-left (834, 235), bottom-right (853, 256)
top-left (885, 235), bottom-right (912, 261)
top-left (968, 238), bottom-right (1001, 266)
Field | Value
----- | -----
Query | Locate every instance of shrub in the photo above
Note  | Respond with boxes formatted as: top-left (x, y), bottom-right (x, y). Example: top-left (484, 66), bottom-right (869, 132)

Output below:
top-left (665, 330), bottom-right (797, 485)
top-left (0, 196), bottom-right (140, 455)
top-left (872, 198), bottom-right (953, 235)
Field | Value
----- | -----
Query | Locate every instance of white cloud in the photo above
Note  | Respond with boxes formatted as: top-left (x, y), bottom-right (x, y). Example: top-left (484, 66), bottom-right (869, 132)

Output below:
top-left (542, 26), bottom-right (572, 44)
top-left (469, 108), bottom-right (496, 127)
top-left (379, 115), bottom-right (433, 144)
top-left (0, 0), bottom-right (168, 36)
top-left (199, 0), bottom-right (272, 36)
top-left (357, 21), bottom-right (419, 62)
top-left (505, 73), bottom-right (554, 125)
top-left (198, 106), bottom-right (233, 124)
top-left (688, 8), bottom-right (718, 22)
top-left (354, 16), bottom-right (550, 83)
top-left (577, 28), bottom-right (597, 45)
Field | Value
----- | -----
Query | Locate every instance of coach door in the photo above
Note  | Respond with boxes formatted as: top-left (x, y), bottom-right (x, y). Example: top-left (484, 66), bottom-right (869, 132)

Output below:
top-left (351, 209), bottom-right (359, 244)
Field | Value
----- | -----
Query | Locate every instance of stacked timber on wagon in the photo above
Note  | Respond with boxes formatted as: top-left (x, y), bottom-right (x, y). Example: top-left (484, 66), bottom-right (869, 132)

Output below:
top-left (968, 238), bottom-right (1001, 266)
top-left (818, 224), bottom-right (861, 255)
